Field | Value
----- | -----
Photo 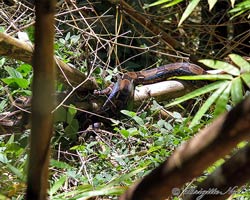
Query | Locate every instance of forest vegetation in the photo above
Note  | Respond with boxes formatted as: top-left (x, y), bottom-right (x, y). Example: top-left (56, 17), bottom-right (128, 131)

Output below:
top-left (0, 0), bottom-right (250, 199)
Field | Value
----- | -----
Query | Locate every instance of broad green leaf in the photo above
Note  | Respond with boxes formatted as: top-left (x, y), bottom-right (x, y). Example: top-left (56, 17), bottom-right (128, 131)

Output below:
top-left (229, 54), bottom-right (250, 72)
top-left (0, 57), bottom-right (6, 67)
top-left (65, 32), bottom-right (71, 41)
top-left (133, 116), bottom-right (144, 126)
top-left (65, 119), bottom-right (79, 137)
top-left (0, 153), bottom-right (8, 163)
top-left (4, 66), bottom-right (23, 78)
top-left (49, 175), bottom-right (67, 196)
top-left (214, 83), bottom-right (231, 117)
top-left (172, 74), bottom-right (233, 81)
top-left (121, 110), bottom-right (136, 117)
top-left (120, 129), bottom-right (130, 138)
top-left (66, 104), bottom-right (77, 124)
top-left (178, 0), bottom-right (201, 26)
top-left (1, 78), bottom-right (29, 88)
top-left (208, 0), bottom-right (217, 11)
top-left (241, 73), bottom-right (250, 88)
top-left (0, 99), bottom-right (7, 112)
top-left (231, 77), bottom-right (243, 105)
top-left (70, 35), bottom-right (80, 44)
top-left (189, 82), bottom-right (229, 128)
top-left (50, 159), bottom-right (72, 169)
top-left (199, 59), bottom-right (240, 76)
top-left (17, 64), bottom-right (32, 77)
top-left (165, 81), bottom-right (227, 108)
top-left (54, 106), bottom-right (67, 122)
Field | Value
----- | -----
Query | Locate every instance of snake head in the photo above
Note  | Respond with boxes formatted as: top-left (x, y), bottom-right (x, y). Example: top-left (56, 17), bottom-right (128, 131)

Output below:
top-left (102, 79), bottom-right (134, 111)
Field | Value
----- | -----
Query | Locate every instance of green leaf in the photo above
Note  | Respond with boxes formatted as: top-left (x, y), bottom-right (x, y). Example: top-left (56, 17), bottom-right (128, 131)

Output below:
top-left (120, 129), bottom-right (130, 138)
top-left (229, 0), bottom-right (250, 19)
top-left (229, 54), bottom-right (250, 72)
top-left (4, 66), bottom-right (23, 78)
top-left (121, 110), bottom-right (136, 117)
top-left (50, 159), bottom-right (72, 169)
top-left (178, 0), bottom-right (201, 26)
top-left (143, 0), bottom-right (172, 8)
top-left (65, 119), bottom-right (79, 136)
top-left (189, 81), bottom-right (229, 128)
top-left (214, 83), bottom-right (231, 117)
top-left (0, 57), bottom-right (6, 67)
top-left (172, 74), bottom-right (233, 81)
top-left (66, 104), bottom-right (77, 124)
top-left (241, 73), bottom-right (250, 88)
top-left (6, 163), bottom-right (24, 180)
top-left (49, 175), bottom-right (67, 196)
top-left (54, 106), bottom-right (67, 123)
top-left (16, 64), bottom-right (32, 77)
top-left (1, 78), bottom-right (29, 88)
top-left (0, 153), bottom-right (8, 163)
top-left (65, 32), bottom-right (71, 41)
top-left (106, 167), bottom-right (146, 186)
top-left (72, 186), bottom-right (126, 199)
top-left (199, 59), bottom-right (240, 76)
top-left (208, 0), bottom-right (217, 11)
top-left (162, 0), bottom-right (183, 8)
top-left (165, 81), bottom-right (227, 108)
top-left (133, 116), bottom-right (144, 126)
top-left (0, 99), bottom-right (7, 112)
top-left (231, 77), bottom-right (243, 105)
top-left (70, 35), bottom-right (80, 44)
top-left (7, 134), bottom-right (15, 144)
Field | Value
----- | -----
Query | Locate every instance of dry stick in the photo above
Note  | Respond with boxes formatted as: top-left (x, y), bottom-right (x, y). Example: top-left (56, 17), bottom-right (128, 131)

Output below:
top-left (26, 0), bottom-right (56, 199)
top-left (108, 0), bottom-right (183, 52)
top-left (120, 96), bottom-right (250, 200)
top-left (184, 144), bottom-right (250, 200)
top-left (0, 32), bottom-right (98, 91)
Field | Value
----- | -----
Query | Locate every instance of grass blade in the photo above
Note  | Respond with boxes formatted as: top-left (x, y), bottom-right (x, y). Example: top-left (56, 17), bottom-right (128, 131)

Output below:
top-left (171, 74), bottom-right (233, 81)
top-left (189, 81), bottom-right (229, 128)
top-left (165, 81), bottom-right (227, 108)
top-left (231, 77), bottom-right (243, 105)
top-left (229, 54), bottom-right (250, 72)
top-left (241, 73), bottom-right (250, 88)
top-left (178, 0), bottom-right (201, 26)
top-left (214, 83), bottom-right (231, 117)
top-left (199, 59), bottom-right (240, 76)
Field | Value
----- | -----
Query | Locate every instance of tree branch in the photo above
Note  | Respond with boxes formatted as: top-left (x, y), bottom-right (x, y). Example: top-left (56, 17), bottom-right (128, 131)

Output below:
top-left (0, 32), bottom-right (98, 91)
top-left (184, 144), bottom-right (250, 200)
top-left (26, 0), bottom-right (56, 199)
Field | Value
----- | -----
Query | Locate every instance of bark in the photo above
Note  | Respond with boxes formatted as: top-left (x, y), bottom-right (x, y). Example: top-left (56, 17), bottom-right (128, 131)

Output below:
top-left (184, 144), bottom-right (250, 200)
top-left (120, 96), bottom-right (250, 200)
top-left (26, 1), bottom-right (56, 199)
top-left (0, 80), bottom-right (194, 133)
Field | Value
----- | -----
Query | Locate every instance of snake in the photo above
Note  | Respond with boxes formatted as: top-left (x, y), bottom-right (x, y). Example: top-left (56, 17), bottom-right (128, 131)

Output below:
top-left (94, 62), bottom-right (207, 115)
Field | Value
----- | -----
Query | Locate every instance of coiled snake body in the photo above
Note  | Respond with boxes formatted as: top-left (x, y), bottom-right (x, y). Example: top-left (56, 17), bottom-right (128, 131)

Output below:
top-left (95, 62), bottom-right (207, 114)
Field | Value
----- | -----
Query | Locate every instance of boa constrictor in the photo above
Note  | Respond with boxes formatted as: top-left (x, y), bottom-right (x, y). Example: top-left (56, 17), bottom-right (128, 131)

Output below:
top-left (95, 62), bottom-right (207, 114)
